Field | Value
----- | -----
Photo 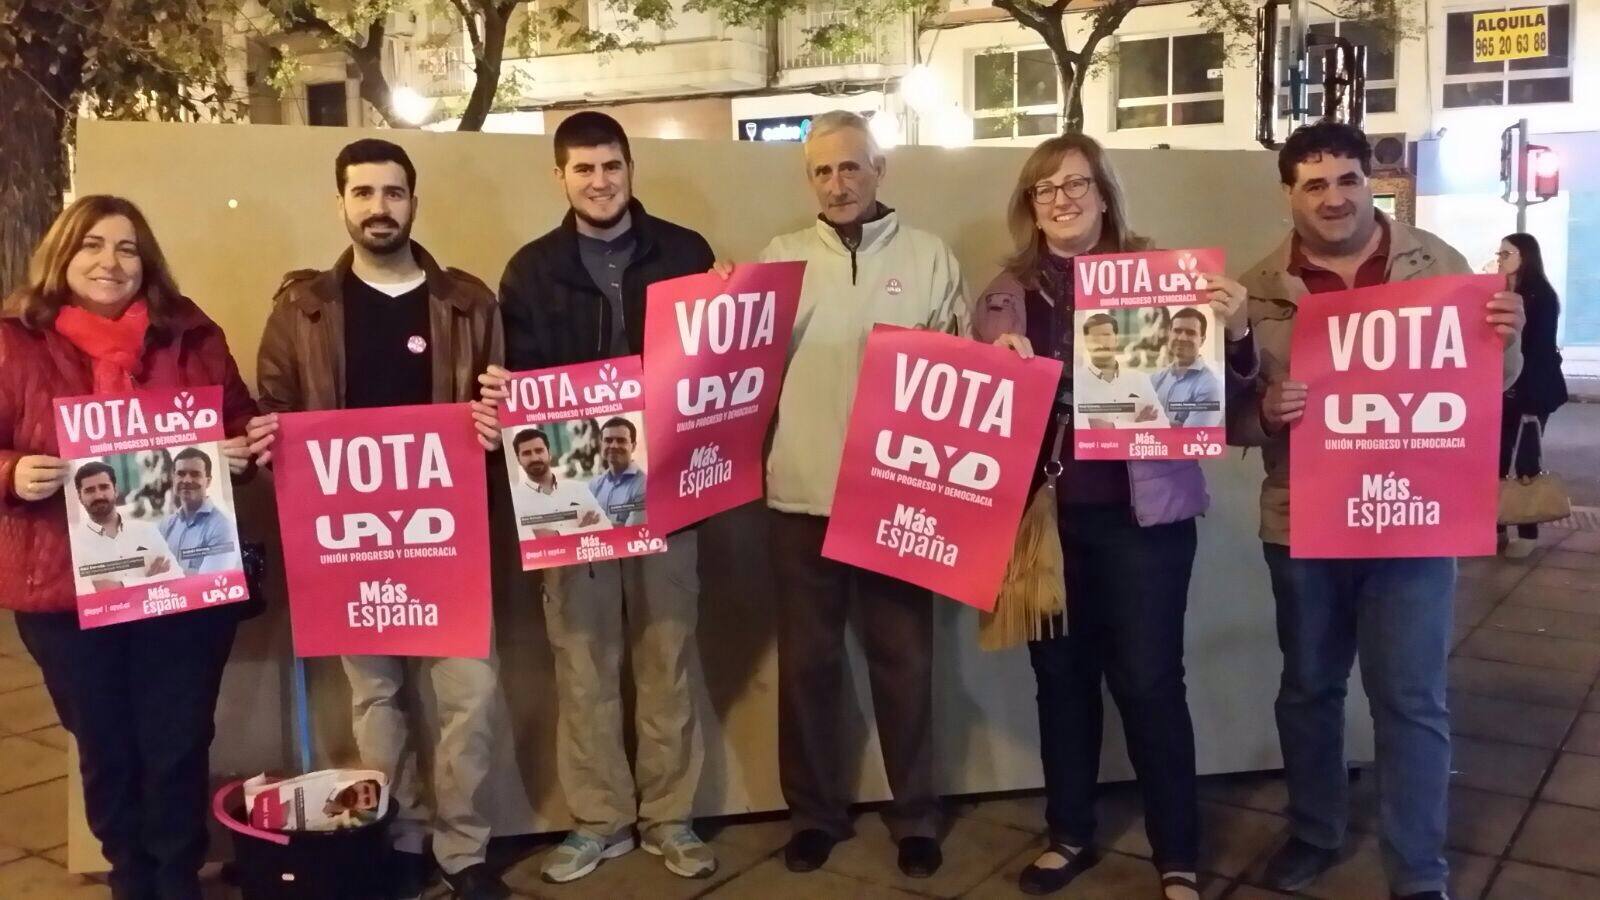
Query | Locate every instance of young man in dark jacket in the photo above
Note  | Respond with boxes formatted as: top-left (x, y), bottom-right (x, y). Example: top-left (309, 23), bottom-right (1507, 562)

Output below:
top-left (497, 112), bottom-right (718, 884)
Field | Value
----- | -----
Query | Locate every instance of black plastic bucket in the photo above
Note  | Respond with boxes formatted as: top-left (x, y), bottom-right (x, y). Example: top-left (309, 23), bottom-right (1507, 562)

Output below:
top-left (212, 779), bottom-right (395, 899)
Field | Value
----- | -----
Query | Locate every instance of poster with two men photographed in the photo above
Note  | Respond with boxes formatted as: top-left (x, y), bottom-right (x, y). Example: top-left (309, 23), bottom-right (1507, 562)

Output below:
top-left (498, 355), bottom-right (666, 569)
top-left (54, 386), bottom-right (249, 628)
top-left (1072, 248), bottom-right (1228, 460)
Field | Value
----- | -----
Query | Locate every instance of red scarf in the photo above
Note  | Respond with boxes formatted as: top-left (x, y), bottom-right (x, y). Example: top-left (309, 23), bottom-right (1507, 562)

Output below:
top-left (54, 301), bottom-right (151, 393)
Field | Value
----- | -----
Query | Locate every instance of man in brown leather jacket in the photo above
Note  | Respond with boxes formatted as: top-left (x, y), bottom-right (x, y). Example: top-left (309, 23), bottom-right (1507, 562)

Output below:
top-left (252, 139), bottom-right (509, 900)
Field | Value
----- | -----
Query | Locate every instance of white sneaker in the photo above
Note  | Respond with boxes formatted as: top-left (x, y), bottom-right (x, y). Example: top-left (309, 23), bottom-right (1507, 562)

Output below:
top-left (1504, 537), bottom-right (1536, 559)
top-left (540, 830), bottom-right (635, 883)
top-left (643, 824), bottom-right (718, 878)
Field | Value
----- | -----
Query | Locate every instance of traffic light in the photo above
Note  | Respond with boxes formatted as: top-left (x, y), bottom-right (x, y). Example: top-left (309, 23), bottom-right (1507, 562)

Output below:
top-left (1528, 145), bottom-right (1560, 200)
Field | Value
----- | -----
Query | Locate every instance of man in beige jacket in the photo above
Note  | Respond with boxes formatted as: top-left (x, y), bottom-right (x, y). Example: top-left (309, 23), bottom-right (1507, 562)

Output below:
top-left (1228, 121), bottom-right (1524, 900)
top-left (756, 110), bottom-right (967, 879)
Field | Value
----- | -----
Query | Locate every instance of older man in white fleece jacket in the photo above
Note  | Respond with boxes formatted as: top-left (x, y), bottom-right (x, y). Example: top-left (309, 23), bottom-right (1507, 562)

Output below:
top-left (756, 110), bottom-right (967, 880)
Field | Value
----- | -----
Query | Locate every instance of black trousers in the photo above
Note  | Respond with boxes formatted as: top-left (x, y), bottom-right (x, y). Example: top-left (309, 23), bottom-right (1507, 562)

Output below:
top-left (770, 511), bottom-right (939, 842)
top-left (17, 607), bottom-right (237, 900)
top-left (1498, 397), bottom-right (1550, 540)
top-left (1028, 504), bottom-right (1199, 871)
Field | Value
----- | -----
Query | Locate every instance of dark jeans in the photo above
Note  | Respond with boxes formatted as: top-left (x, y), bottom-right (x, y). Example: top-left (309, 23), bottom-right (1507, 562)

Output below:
top-left (770, 511), bottom-right (939, 842)
top-left (1498, 399), bottom-right (1550, 540)
top-left (17, 607), bottom-right (238, 900)
top-left (1028, 504), bottom-right (1199, 871)
top-left (1262, 545), bottom-right (1454, 896)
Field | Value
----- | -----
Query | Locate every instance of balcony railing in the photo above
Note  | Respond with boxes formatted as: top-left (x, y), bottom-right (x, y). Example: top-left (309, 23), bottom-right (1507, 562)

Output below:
top-left (414, 43), bottom-right (470, 97)
top-left (778, 5), bottom-right (909, 71)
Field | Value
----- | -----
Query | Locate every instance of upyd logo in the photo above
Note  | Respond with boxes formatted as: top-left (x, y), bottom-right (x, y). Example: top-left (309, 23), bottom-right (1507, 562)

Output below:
top-left (202, 574), bottom-right (247, 605)
top-left (626, 528), bottom-right (667, 555)
top-left (1182, 430), bottom-right (1223, 457)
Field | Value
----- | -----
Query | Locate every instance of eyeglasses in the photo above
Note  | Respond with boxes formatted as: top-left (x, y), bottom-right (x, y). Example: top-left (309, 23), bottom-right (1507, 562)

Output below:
top-left (1029, 177), bottom-right (1095, 205)
top-left (1495, 250), bottom-right (1519, 259)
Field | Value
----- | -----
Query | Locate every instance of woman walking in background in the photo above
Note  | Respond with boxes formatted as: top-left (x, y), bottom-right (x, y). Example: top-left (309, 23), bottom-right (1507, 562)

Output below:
top-left (1497, 232), bottom-right (1568, 558)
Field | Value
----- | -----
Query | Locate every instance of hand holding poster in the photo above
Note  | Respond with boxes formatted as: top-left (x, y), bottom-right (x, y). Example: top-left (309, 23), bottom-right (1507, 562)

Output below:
top-left (1289, 275), bottom-right (1504, 558)
top-left (643, 261), bottom-right (804, 533)
top-left (1073, 248), bottom-right (1228, 460)
top-left (497, 356), bottom-right (666, 569)
top-left (273, 404), bottom-right (491, 657)
top-left (821, 326), bottom-right (1061, 610)
top-left (54, 386), bottom-right (249, 628)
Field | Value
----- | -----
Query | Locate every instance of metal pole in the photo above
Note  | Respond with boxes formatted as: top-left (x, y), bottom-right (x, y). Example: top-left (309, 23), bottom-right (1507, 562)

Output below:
top-left (1516, 118), bottom-right (1529, 233)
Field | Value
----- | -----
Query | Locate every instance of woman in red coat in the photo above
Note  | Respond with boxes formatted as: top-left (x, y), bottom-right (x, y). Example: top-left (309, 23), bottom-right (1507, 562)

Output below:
top-left (0, 195), bottom-right (259, 900)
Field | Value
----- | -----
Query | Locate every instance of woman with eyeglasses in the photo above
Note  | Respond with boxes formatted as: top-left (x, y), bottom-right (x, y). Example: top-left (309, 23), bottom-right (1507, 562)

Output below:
top-left (972, 135), bottom-right (1256, 900)
top-left (1495, 233), bottom-right (1568, 557)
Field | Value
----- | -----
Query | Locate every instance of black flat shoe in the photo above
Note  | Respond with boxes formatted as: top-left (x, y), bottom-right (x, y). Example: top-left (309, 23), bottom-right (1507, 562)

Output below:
top-left (783, 828), bottom-right (837, 873)
top-left (1260, 836), bottom-right (1339, 892)
top-left (897, 836), bottom-right (942, 878)
top-left (1018, 843), bottom-right (1100, 895)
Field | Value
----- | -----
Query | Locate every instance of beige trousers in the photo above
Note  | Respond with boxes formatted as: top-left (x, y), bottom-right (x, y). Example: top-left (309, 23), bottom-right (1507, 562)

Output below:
top-left (341, 651), bottom-right (499, 874)
top-left (542, 531), bottom-right (704, 837)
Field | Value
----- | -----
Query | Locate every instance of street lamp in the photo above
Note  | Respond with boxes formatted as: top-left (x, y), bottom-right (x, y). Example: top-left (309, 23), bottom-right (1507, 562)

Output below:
top-left (391, 86), bottom-right (434, 125)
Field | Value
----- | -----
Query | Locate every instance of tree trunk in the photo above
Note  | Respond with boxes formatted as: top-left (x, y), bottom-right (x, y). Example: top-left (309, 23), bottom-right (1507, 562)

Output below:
top-left (457, 12), bottom-right (509, 131)
top-left (0, 13), bottom-right (77, 292)
top-left (1061, 58), bottom-right (1087, 134)
top-left (1048, 53), bottom-right (1086, 134)
top-left (349, 45), bottom-right (413, 128)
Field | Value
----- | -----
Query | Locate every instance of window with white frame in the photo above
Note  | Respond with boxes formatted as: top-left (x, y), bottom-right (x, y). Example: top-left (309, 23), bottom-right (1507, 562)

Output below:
top-left (1443, 2), bottom-right (1571, 107)
top-left (972, 48), bottom-right (1059, 140)
top-left (1278, 19), bottom-right (1398, 117)
top-left (1115, 32), bottom-right (1225, 129)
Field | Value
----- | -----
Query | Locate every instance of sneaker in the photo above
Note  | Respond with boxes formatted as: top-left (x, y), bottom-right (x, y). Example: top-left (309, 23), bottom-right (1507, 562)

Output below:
top-left (1260, 836), bottom-right (1339, 892)
top-left (642, 824), bottom-right (718, 878)
top-left (390, 849), bottom-right (433, 900)
top-left (1504, 537), bottom-right (1536, 559)
top-left (540, 830), bottom-right (636, 884)
top-left (783, 829), bottom-right (837, 873)
top-left (896, 836), bottom-right (942, 878)
top-left (441, 863), bottom-right (509, 900)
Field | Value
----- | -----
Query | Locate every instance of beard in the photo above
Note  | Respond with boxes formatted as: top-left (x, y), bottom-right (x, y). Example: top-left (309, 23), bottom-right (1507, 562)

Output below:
top-left (346, 214), bottom-right (412, 254)
top-left (522, 462), bottom-right (549, 482)
top-left (573, 201), bottom-right (629, 232)
top-left (87, 499), bottom-right (114, 520)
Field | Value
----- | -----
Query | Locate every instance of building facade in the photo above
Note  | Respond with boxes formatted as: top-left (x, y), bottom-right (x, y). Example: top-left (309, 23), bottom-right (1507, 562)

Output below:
top-left (236, 0), bottom-right (1599, 360)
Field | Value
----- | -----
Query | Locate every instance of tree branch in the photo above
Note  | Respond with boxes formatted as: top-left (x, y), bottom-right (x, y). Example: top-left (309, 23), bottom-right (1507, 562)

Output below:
top-left (450, 0), bottom-right (485, 59)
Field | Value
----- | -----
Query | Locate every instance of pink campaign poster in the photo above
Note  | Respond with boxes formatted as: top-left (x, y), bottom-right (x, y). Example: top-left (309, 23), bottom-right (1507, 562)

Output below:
top-left (1289, 275), bottom-right (1504, 559)
top-left (55, 386), bottom-right (249, 628)
top-left (1073, 248), bottom-right (1228, 461)
top-left (821, 326), bottom-right (1061, 611)
top-left (273, 404), bottom-right (492, 657)
top-left (643, 261), bottom-right (804, 533)
top-left (497, 356), bottom-right (666, 570)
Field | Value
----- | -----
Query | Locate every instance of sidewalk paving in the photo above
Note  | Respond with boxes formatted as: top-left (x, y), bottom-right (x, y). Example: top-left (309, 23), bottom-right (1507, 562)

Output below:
top-left (3, 525), bottom-right (1600, 898)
